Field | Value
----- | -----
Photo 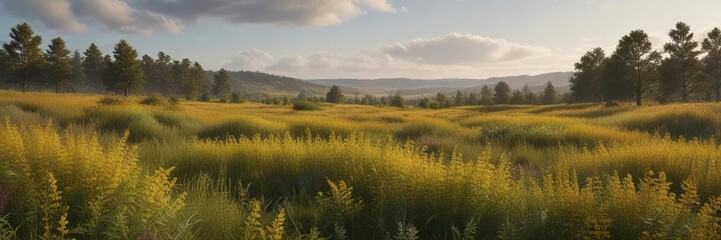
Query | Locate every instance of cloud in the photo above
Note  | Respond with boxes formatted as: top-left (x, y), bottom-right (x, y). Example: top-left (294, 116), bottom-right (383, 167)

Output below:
top-left (4, 0), bottom-right (87, 32)
top-left (223, 48), bottom-right (275, 71)
top-left (2, 0), bottom-right (394, 35)
top-left (230, 34), bottom-right (564, 79)
top-left (381, 33), bottom-right (551, 65)
top-left (140, 0), bottom-right (397, 27)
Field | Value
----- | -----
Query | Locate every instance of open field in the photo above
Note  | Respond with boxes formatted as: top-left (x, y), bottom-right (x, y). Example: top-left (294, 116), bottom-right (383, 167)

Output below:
top-left (2, 90), bottom-right (721, 239)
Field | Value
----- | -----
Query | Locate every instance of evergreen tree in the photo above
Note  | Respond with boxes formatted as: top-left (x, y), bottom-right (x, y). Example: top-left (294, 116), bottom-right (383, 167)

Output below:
top-left (70, 50), bottom-right (85, 92)
top-left (3, 23), bottom-right (44, 92)
top-left (213, 68), bottom-right (232, 102)
top-left (702, 27), bottom-right (721, 102)
top-left (83, 43), bottom-right (105, 92)
top-left (542, 81), bottom-right (557, 104)
top-left (480, 85), bottom-right (493, 105)
top-left (660, 22), bottom-right (702, 102)
top-left (570, 48), bottom-right (606, 102)
top-left (0, 49), bottom-right (9, 87)
top-left (605, 30), bottom-right (661, 106)
top-left (418, 98), bottom-right (431, 108)
top-left (494, 81), bottom-right (511, 104)
top-left (510, 90), bottom-right (524, 104)
top-left (326, 85), bottom-right (344, 103)
top-left (140, 54), bottom-right (156, 93)
top-left (522, 84), bottom-right (538, 104)
top-left (45, 37), bottom-right (73, 93)
top-left (390, 91), bottom-right (405, 108)
top-left (187, 62), bottom-right (206, 100)
top-left (107, 40), bottom-right (143, 96)
top-left (172, 59), bottom-right (192, 98)
top-left (155, 52), bottom-right (173, 96)
top-left (454, 90), bottom-right (465, 106)
top-left (466, 92), bottom-right (479, 105)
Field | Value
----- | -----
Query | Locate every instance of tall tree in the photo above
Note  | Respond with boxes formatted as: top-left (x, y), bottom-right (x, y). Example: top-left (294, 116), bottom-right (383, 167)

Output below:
top-left (570, 48), bottom-right (606, 102)
top-left (326, 85), bottom-right (344, 103)
top-left (45, 37), bottom-right (73, 93)
top-left (607, 30), bottom-right (661, 106)
top-left (510, 90), bottom-right (524, 104)
top-left (494, 81), bottom-right (511, 104)
top-left (189, 62), bottom-right (206, 100)
top-left (454, 90), bottom-right (465, 106)
top-left (660, 22), bottom-right (702, 102)
top-left (3, 23), bottom-right (44, 92)
top-left (172, 59), bottom-right (192, 98)
top-left (107, 40), bottom-right (143, 96)
top-left (702, 27), bottom-right (721, 102)
top-left (522, 84), bottom-right (538, 104)
top-left (542, 81), bottom-right (557, 104)
top-left (213, 68), bottom-right (232, 101)
top-left (480, 85), bottom-right (493, 105)
top-left (140, 54), bottom-right (156, 93)
top-left (390, 91), bottom-right (405, 108)
top-left (155, 52), bottom-right (173, 96)
top-left (70, 50), bottom-right (85, 92)
top-left (0, 49), bottom-right (10, 87)
top-left (83, 43), bottom-right (105, 92)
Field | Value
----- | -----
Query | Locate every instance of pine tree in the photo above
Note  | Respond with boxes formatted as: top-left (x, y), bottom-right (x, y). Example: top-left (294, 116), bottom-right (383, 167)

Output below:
top-left (155, 52), bottom-right (173, 96)
top-left (213, 68), bottom-right (232, 102)
top-left (702, 28), bottom-right (721, 102)
top-left (494, 81), bottom-right (511, 104)
top-left (510, 90), bottom-right (524, 104)
top-left (108, 40), bottom-right (143, 96)
top-left (660, 22), bottom-right (702, 102)
top-left (3, 22), bottom-right (44, 92)
top-left (70, 50), bottom-right (85, 92)
top-left (605, 30), bottom-right (661, 106)
top-left (326, 85), bottom-right (344, 103)
top-left (390, 91), bottom-right (405, 108)
top-left (140, 54), bottom-right (156, 93)
top-left (542, 81), bottom-right (557, 104)
top-left (45, 37), bottom-right (73, 93)
top-left (83, 43), bottom-right (105, 92)
top-left (454, 90), bottom-right (465, 106)
top-left (191, 62), bottom-right (208, 101)
top-left (480, 85), bottom-right (493, 105)
top-left (173, 59), bottom-right (192, 98)
top-left (570, 48), bottom-right (606, 102)
top-left (0, 49), bottom-right (10, 86)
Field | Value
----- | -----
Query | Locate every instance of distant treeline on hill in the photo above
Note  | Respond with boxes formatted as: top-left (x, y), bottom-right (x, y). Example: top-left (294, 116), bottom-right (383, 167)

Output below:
top-left (0, 22), bottom-right (328, 102)
top-left (569, 22), bottom-right (721, 105)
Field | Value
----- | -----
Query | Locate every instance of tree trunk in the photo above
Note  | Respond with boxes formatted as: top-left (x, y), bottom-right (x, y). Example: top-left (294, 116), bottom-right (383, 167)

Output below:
top-left (124, 87), bottom-right (129, 97)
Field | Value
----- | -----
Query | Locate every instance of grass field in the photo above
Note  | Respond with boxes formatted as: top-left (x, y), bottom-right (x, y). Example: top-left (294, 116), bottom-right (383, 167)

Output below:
top-left (2, 90), bottom-right (721, 239)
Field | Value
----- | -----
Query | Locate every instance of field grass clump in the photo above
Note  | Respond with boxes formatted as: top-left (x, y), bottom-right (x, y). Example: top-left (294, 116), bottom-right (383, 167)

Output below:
top-left (97, 95), bottom-right (128, 105)
top-left (139, 94), bottom-right (169, 106)
top-left (293, 101), bottom-right (321, 111)
top-left (198, 116), bottom-right (287, 140)
top-left (7, 90), bottom-right (721, 239)
top-left (0, 120), bottom-right (188, 239)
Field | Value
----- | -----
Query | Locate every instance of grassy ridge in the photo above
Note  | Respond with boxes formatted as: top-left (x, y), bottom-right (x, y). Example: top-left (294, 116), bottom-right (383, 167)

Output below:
top-left (2, 90), bottom-right (721, 239)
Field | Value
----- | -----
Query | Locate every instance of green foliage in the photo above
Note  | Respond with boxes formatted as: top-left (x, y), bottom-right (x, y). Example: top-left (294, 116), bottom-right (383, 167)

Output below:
top-left (570, 48), bottom-right (606, 103)
top-left (107, 40), bottom-right (144, 96)
top-left (326, 86), bottom-right (344, 103)
top-left (140, 94), bottom-right (169, 106)
top-left (293, 101), bottom-right (321, 111)
top-left (3, 23), bottom-right (45, 92)
top-left (45, 37), bottom-right (73, 93)
top-left (213, 69), bottom-right (232, 102)
top-left (494, 81), bottom-right (511, 104)
top-left (83, 43), bottom-right (106, 92)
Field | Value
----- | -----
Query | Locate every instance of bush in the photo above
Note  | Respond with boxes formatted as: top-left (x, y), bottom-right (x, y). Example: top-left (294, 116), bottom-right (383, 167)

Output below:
top-left (293, 101), bottom-right (321, 111)
top-left (97, 95), bottom-right (128, 105)
top-left (139, 94), bottom-right (168, 106)
top-left (230, 93), bottom-right (244, 104)
top-left (198, 117), bottom-right (287, 140)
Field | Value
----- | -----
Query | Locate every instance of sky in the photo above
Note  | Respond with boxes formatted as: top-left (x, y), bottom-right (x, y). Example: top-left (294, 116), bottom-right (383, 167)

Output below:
top-left (1, 0), bottom-right (720, 80)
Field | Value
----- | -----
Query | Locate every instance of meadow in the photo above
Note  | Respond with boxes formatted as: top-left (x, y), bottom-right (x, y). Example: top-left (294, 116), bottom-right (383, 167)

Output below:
top-left (2, 90), bottom-right (721, 239)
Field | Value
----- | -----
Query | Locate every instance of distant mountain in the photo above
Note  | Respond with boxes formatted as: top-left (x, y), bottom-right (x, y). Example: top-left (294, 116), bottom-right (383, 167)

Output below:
top-left (205, 70), bottom-right (340, 96)
top-left (307, 72), bottom-right (574, 95)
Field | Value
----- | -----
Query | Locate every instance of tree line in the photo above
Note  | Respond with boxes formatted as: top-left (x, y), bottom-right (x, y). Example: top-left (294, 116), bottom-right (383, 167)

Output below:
top-left (0, 22), bottom-right (233, 101)
top-left (570, 22), bottom-right (721, 105)
top-left (415, 81), bottom-right (561, 109)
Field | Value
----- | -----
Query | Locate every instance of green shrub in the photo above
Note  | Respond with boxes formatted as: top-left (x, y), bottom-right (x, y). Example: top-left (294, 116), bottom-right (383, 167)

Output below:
top-left (293, 101), bottom-right (321, 111)
top-left (139, 94), bottom-right (168, 106)
top-left (97, 95), bottom-right (128, 105)
top-left (198, 117), bottom-right (287, 140)
top-left (230, 93), bottom-right (244, 104)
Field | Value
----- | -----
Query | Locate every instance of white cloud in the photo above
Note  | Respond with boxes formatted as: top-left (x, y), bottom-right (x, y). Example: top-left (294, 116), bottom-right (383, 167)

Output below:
top-left (4, 0), bottom-right (87, 32)
top-left (2, 0), bottom-right (395, 35)
top-left (381, 33), bottom-right (551, 65)
top-left (223, 48), bottom-right (275, 71)
top-left (237, 33), bottom-right (565, 79)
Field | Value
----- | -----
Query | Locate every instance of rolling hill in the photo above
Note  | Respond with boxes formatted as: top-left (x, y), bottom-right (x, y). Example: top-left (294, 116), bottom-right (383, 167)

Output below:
top-left (205, 70), bottom-right (333, 96)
